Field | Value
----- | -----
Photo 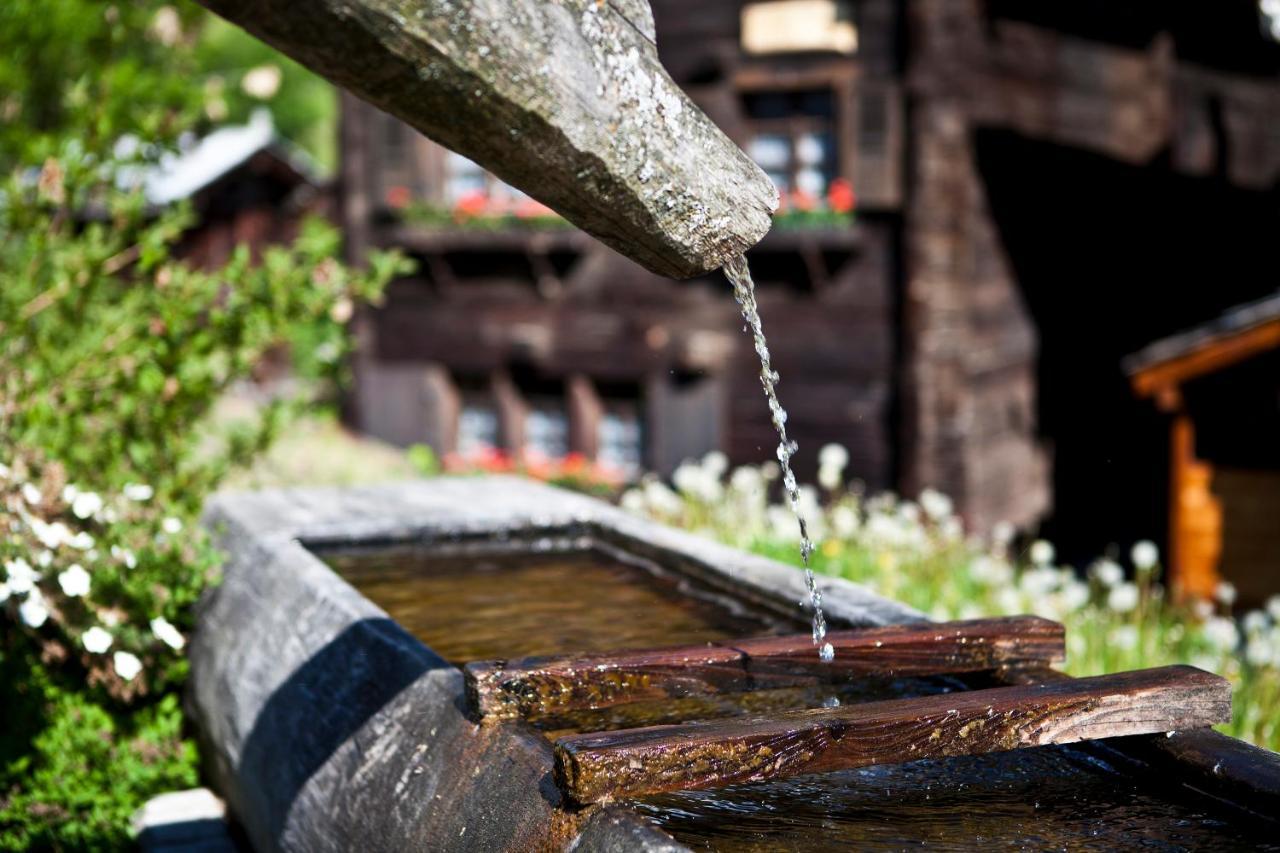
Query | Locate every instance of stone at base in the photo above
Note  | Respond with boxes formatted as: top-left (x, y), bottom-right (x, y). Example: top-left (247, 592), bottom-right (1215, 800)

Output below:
top-left (133, 788), bottom-right (244, 853)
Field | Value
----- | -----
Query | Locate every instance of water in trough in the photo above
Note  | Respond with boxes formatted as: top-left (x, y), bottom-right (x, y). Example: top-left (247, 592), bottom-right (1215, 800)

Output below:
top-left (723, 254), bottom-right (832, 663)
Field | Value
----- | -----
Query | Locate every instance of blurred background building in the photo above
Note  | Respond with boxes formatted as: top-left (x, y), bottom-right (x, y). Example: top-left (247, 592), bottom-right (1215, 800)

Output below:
top-left (338, 0), bottom-right (1280, 603)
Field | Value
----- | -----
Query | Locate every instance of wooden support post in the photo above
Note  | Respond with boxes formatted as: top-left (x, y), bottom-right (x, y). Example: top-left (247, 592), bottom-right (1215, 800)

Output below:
top-left (553, 665), bottom-right (1231, 804)
top-left (466, 616), bottom-right (1064, 721)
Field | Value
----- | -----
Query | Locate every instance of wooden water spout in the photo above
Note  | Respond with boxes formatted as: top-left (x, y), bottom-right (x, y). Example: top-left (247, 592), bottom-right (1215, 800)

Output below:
top-left (192, 0), bottom-right (777, 279)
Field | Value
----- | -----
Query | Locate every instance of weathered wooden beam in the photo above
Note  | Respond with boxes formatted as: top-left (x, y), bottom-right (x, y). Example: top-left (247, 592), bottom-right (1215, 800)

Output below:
top-left (193, 0), bottom-right (777, 279)
top-left (466, 616), bottom-right (1064, 721)
top-left (554, 665), bottom-right (1231, 803)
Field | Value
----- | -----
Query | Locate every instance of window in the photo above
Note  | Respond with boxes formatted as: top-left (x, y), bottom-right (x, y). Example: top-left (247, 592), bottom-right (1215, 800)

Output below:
top-left (743, 89), bottom-right (838, 197)
top-left (741, 0), bottom-right (858, 55)
top-left (598, 405), bottom-right (644, 479)
top-left (458, 398), bottom-right (500, 457)
top-left (444, 152), bottom-right (487, 204)
top-left (524, 401), bottom-right (569, 461)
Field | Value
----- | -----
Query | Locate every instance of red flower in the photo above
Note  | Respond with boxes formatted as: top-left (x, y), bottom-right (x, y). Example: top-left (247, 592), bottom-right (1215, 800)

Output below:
top-left (384, 185), bottom-right (411, 209)
top-left (452, 191), bottom-right (489, 220)
top-left (827, 178), bottom-right (856, 214)
top-left (514, 198), bottom-right (555, 219)
top-left (791, 189), bottom-right (817, 212)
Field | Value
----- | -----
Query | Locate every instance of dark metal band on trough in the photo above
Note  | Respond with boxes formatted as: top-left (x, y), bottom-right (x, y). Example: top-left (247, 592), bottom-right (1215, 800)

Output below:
top-left (465, 615), bottom-right (1066, 721)
top-left (553, 665), bottom-right (1232, 804)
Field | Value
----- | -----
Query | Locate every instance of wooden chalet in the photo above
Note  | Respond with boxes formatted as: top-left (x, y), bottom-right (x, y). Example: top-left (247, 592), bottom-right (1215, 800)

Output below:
top-left (339, 0), bottom-right (1280, 578)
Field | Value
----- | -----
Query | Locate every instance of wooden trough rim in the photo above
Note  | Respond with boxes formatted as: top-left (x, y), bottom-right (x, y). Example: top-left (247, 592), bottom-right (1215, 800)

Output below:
top-left (465, 615), bottom-right (1065, 721)
top-left (553, 664), bottom-right (1232, 804)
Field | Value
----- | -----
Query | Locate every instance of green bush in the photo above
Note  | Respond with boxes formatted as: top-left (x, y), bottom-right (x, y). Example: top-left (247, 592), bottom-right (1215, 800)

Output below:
top-left (0, 3), bottom-right (407, 848)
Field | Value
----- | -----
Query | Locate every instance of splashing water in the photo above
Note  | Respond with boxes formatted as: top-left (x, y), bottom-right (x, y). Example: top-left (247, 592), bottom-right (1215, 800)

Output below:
top-left (723, 254), bottom-right (833, 663)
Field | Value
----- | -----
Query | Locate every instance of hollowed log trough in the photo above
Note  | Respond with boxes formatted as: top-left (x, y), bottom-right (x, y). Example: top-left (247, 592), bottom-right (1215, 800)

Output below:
top-left (191, 478), bottom-right (1280, 852)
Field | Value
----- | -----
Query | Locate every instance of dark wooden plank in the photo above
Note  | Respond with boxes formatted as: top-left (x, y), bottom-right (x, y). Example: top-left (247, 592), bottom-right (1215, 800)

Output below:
top-left (553, 665), bottom-right (1231, 804)
top-left (466, 616), bottom-right (1063, 721)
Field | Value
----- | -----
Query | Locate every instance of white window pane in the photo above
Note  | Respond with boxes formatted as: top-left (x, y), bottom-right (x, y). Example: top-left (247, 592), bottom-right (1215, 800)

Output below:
top-left (524, 406), bottom-right (568, 460)
top-left (445, 174), bottom-right (487, 203)
top-left (458, 405), bottom-right (499, 456)
top-left (795, 132), bottom-right (827, 166)
top-left (598, 411), bottom-right (643, 478)
top-left (796, 167), bottom-right (825, 196)
top-left (748, 135), bottom-right (791, 171)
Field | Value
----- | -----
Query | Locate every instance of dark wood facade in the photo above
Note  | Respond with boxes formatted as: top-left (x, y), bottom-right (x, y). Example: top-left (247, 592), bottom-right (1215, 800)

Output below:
top-left (342, 0), bottom-right (1280, 549)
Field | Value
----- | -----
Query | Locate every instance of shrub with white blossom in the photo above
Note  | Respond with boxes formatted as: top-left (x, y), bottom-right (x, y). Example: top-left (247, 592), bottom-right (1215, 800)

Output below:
top-left (622, 446), bottom-right (1280, 752)
top-left (0, 456), bottom-right (215, 703)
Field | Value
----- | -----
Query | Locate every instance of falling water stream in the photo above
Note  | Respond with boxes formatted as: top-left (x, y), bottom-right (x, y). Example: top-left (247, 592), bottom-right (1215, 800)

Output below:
top-left (723, 254), bottom-right (833, 663)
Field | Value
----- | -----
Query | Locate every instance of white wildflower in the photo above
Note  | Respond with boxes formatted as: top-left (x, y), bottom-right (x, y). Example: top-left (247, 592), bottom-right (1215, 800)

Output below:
top-left (641, 480), bottom-right (681, 516)
top-left (767, 505), bottom-right (801, 542)
top-left (71, 491), bottom-right (103, 520)
top-left (700, 451), bottom-right (728, 479)
top-left (58, 564), bottom-right (91, 598)
top-left (123, 483), bottom-right (154, 501)
top-left (1131, 540), bottom-right (1159, 571)
top-left (919, 488), bottom-right (953, 521)
top-left (619, 489), bottom-right (646, 514)
top-left (149, 6), bottom-right (182, 45)
top-left (817, 444), bottom-right (849, 472)
top-left (995, 587), bottom-right (1022, 614)
top-left (36, 550), bottom-right (53, 568)
top-left (0, 582), bottom-right (9, 603)
top-left (898, 501), bottom-right (921, 525)
top-left (830, 504), bottom-right (860, 539)
top-left (1090, 559), bottom-right (1124, 588)
top-left (61, 484), bottom-right (80, 503)
top-left (31, 518), bottom-right (71, 549)
top-left (1109, 625), bottom-right (1139, 651)
top-left (1107, 582), bottom-right (1139, 613)
top-left (1202, 617), bottom-right (1239, 652)
top-left (1245, 638), bottom-right (1272, 668)
top-left (991, 520), bottom-right (1016, 548)
top-left (817, 463), bottom-right (843, 492)
top-left (939, 517), bottom-right (963, 542)
top-left (970, 555), bottom-right (1013, 587)
top-left (150, 616), bottom-right (186, 651)
top-left (241, 64), bottom-right (282, 99)
top-left (19, 592), bottom-right (49, 628)
top-left (4, 558), bottom-right (39, 594)
top-left (1020, 566), bottom-right (1060, 597)
top-left (113, 651), bottom-right (143, 681)
top-left (1028, 540), bottom-right (1055, 567)
top-left (0, 461), bottom-right (9, 479)
top-left (1214, 581), bottom-right (1237, 607)
top-left (759, 461), bottom-right (780, 481)
top-left (1268, 595), bottom-right (1280, 622)
top-left (161, 517), bottom-right (183, 535)
top-left (21, 483), bottom-right (42, 506)
top-left (1242, 611), bottom-right (1269, 635)
top-left (82, 626), bottom-right (113, 654)
top-left (729, 466), bottom-right (763, 496)
top-left (69, 531), bottom-right (95, 550)
top-left (1061, 580), bottom-right (1090, 612)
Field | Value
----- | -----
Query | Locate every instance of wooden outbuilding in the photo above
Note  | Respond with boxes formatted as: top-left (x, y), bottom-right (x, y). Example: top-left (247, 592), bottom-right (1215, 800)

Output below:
top-left (1127, 294), bottom-right (1280, 604)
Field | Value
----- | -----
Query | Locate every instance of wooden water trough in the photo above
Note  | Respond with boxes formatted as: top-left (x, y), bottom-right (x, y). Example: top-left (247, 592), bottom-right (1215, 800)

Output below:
top-left (191, 479), bottom-right (1280, 852)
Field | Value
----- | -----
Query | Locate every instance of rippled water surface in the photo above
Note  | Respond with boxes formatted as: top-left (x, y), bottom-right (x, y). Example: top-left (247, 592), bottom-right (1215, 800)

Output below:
top-left (324, 545), bottom-right (782, 663)
top-left (634, 744), bottom-right (1275, 851)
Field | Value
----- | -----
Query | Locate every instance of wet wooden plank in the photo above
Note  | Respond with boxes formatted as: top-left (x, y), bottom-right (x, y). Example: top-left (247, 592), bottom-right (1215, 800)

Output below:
top-left (466, 616), bottom-right (1063, 721)
top-left (554, 665), bottom-right (1231, 804)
